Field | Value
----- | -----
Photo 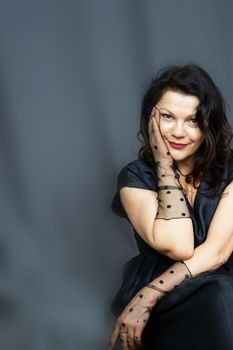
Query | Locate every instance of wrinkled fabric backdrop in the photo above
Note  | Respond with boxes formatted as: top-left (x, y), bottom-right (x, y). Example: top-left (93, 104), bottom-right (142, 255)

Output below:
top-left (0, 0), bottom-right (232, 349)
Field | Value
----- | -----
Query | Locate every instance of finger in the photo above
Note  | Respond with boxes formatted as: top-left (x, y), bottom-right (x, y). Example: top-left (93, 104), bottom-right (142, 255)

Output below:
top-left (109, 323), bottom-right (120, 350)
top-left (134, 325), bottom-right (144, 348)
top-left (148, 107), bottom-right (170, 157)
top-left (148, 108), bottom-right (155, 131)
top-left (134, 316), bottom-right (149, 348)
top-left (152, 119), bottom-right (166, 145)
top-left (152, 107), bottom-right (162, 134)
top-left (134, 327), bottom-right (142, 347)
top-left (148, 121), bottom-right (159, 155)
top-left (154, 105), bottom-right (161, 124)
top-left (151, 111), bottom-right (170, 153)
top-left (148, 121), bottom-right (155, 141)
top-left (119, 332), bottom-right (129, 350)
top-left (149, 106), bottom-right (156, 120)
top-left (148, 120), bottom-right (155, 146)
top-left (148, 109), bottom-right (158, 135)
top-left (127, 327), bottom-right (136, 349)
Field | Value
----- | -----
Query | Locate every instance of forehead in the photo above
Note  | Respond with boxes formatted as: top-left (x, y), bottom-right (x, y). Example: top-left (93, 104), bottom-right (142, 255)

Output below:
top-left (158, 90), bottom-right (200, 114)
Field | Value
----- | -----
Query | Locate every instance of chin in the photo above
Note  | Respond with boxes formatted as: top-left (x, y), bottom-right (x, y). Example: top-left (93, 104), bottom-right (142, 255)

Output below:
top-left (172, 156), bottom-right (186, 162)
top-left (170, 150), bottom-right (190, 161)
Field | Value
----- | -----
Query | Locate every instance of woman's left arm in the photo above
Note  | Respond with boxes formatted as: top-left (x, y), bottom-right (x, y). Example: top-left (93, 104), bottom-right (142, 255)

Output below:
top-left (109, 180), bottom-right (233, 350)
top-left (185, 180), bottom-right (233, 275)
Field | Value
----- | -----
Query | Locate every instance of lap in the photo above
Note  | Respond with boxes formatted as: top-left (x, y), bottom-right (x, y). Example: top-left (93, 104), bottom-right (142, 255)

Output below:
top-left (142, 271), bottom-right (233, 350)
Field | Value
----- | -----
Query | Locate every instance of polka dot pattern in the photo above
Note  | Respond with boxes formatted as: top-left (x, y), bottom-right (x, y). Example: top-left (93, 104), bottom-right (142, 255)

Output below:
top-left (156, 174), bottom-right (191, 220)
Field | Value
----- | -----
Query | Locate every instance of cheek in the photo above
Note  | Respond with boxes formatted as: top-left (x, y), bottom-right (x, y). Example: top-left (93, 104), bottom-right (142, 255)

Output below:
top-left (159, 120), bottom-right (171, 135)
top-left (195, 131), bottom-right (205, 142)
top-left (189, 128), bottom-right (204, 141)
top-left (192, 132), bottom-right (205, 148)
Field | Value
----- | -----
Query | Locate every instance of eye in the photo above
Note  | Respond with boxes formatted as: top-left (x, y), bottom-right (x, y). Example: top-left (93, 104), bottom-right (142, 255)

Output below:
top-left (161, 113), bottom-right (173, 120)
top-left (188, 118), bottom-right (199, 127)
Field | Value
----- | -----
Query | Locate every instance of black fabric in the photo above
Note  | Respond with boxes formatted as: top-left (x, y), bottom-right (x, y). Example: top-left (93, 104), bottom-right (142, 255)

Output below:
top-left (111, 159), bottom-right (233, 350)
top-left (111, 160), bottom-right (158, 219)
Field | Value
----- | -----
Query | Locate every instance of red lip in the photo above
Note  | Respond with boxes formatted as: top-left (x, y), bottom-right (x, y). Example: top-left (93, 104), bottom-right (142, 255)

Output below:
top-left (169, 142), bottom-right (188, 149)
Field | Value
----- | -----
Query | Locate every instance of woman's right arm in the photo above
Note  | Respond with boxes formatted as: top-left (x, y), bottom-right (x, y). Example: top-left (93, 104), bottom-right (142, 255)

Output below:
top-left (118, 106), bottom-right (194, 261)
top-left (120, 184), bottom-right (194, 261)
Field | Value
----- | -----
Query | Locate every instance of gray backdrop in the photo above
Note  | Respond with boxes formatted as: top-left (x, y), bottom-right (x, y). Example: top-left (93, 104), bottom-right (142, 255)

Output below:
top-left (0, 0), bottom-right (232, 349)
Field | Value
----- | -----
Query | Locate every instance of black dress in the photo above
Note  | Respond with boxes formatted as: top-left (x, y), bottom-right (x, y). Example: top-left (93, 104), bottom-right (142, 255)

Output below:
top-left (111, 159), bottom-right (233, 350)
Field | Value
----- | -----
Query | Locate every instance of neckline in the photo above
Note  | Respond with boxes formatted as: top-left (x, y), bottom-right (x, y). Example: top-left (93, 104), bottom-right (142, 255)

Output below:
top-left (185, 178), bottom-right (204, 211)
top-left (150, 160), bottom-right (205, 211)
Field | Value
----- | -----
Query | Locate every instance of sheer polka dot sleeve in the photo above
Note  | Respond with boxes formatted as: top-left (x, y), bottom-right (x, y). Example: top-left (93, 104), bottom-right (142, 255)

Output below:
top-left (145, 261), bottom-right (193, 302)
top-left (155, 162), bottom-right (191, 220)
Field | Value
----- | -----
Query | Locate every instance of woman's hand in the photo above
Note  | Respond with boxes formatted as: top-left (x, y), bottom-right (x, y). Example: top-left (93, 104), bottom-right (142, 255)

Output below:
top-left (109, 287), bottom-right (161, 350)
top-left (148, 106), bottom-right (174, 166)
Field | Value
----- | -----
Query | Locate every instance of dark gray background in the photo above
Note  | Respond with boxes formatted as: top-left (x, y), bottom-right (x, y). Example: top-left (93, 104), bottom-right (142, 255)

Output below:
top-left (0, 0), bottom-right (232, 349)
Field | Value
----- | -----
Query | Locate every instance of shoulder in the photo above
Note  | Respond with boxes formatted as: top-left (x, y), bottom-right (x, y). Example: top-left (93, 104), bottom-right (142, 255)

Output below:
top-left (209, 157), bottom-right (233, 198)
top-left (201, 158), bottom-right (233, 196)
top-left (111, 159), bottom-right (158, 218)
top-left (221, 157), bottom-right (233, 186)
top-left (117, 159), bottom-right (158, 192)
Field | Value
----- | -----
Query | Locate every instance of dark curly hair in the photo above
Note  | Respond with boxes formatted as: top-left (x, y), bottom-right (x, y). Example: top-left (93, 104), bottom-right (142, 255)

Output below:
top-left (137, 64), bottom-right (233, 196)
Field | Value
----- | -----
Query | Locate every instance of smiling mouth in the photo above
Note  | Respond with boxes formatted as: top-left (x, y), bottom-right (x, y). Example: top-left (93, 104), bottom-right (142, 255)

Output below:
top-left (169, 141), bottom-right (188, 146)
top-left (169, 142), bottom-right (188, 149)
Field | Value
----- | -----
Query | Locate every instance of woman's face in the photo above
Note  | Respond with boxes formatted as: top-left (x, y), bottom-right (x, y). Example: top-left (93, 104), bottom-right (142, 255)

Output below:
top-left (156, 90), bottom-right (205, 167)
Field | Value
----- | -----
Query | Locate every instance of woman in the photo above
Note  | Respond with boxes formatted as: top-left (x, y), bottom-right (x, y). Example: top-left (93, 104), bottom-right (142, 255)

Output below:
top-left (109, 64), bottom-right (233, 350)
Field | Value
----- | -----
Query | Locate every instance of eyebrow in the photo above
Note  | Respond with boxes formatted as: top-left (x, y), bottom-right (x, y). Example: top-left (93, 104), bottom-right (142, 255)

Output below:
top-left (159, 108), bottom-right (197, 118)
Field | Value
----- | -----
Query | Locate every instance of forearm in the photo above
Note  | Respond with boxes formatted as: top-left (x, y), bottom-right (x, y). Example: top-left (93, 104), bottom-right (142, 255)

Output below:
top-left (182, 241), bottom-right (222, 276)
top-left (144, 241), bottom-right (222, 306)
top-left (152, 163), bottom-right (194, 259)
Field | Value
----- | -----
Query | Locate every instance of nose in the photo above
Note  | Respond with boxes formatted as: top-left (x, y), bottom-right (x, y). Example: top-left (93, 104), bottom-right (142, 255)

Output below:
top-left (171, 121), bottom-right (186, 138)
